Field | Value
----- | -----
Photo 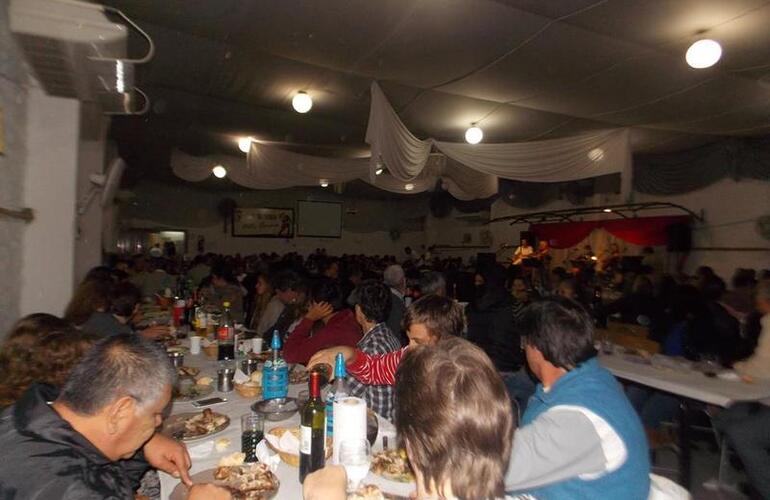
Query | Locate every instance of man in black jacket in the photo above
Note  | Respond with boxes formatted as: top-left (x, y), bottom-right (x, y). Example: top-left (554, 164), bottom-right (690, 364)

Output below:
top-left (0, 334), bottom-right (228, 499)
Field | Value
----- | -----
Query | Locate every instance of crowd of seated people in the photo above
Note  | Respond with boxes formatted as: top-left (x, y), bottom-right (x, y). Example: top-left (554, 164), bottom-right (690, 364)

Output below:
top-left (2, 243), bottom-right (769, 499)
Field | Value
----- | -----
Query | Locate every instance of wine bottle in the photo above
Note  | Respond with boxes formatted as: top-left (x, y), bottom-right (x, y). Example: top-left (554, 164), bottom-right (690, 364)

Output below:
top-left (300, 371), bottom-right (325, 483)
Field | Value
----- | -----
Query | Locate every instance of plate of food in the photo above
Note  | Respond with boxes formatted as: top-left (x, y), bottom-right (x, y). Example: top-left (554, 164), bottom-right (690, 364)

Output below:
top-left (169, 461), bottom-right (279, 500)
top-left (173, 379), bottom-right (214, 402)
top-left (176, 366), bottom-right (200, 379)
top-left (162, 409), bottom-right (230, 442)
top-left (288, 364), bottom-right (308, 385)
top-left (249, 350), bottom-right (272, 363)
top-left (371, 449), bottom-right (415, 483)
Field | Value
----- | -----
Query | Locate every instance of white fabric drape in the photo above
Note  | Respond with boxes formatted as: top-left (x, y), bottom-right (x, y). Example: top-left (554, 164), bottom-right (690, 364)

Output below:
top-left (171, 81), bottom-right (632, 200)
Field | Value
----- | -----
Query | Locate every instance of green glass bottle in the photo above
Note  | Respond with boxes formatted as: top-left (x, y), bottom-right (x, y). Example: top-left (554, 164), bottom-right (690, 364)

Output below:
top-left (299, 371), bottom-right (326, 483)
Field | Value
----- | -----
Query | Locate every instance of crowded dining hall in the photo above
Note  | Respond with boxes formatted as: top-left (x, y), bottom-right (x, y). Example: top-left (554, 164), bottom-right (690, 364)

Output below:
top-left (2, 1), bottom-right (770, 499)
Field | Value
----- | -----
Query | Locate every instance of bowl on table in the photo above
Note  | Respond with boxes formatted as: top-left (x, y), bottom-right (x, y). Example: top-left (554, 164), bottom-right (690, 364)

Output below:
top-left (251, 397), bottom-right (298, 421)
top-left (203, 342), bottom-right (218, 358)
top-left (234, 381), bottom-right (262, 399)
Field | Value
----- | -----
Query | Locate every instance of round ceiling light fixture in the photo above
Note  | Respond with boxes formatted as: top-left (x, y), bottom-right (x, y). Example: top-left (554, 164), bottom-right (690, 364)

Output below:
top-left (603, 208), bottom-right (613, 213)
top-left (238, 137), bottom-right (254, 153)
top-left (465, 124), bottom-right (483, 144)
top-left (375, 167), bottom-right (384, 175)
top-left (588, 148), bottom-right (605, 162)
top-left (320, 179), bottom-right (329, 188)
top-left (685, 39), bottom-right (722, 69)
top-left (212, 165), bottom-right (227, 178)
top-left (292, 91), bottom-right (313, 113)
top-left (404, 183), bottom-right (415, 191)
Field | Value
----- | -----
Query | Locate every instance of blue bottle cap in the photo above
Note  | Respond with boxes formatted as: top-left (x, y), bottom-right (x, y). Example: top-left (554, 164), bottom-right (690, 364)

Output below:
top-left (271, 330), bottom-right (281, 350)
top-left (334, 352), bottom-right (346, 378)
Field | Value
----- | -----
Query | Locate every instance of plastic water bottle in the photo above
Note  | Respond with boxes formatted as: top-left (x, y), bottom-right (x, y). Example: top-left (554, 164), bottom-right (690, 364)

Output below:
top-left (262, 330), bottom-right (289, 400)
top-left (325, 353), bottom-right (349, 438)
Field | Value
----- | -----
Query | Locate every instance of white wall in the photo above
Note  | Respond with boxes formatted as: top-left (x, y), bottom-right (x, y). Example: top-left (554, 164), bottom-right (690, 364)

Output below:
top-left (20, 88), bottom-right (80, 316)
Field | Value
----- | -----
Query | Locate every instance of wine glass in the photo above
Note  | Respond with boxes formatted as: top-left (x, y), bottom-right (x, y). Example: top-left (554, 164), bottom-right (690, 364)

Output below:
top-left (338, 438), bottom-right (372, 492)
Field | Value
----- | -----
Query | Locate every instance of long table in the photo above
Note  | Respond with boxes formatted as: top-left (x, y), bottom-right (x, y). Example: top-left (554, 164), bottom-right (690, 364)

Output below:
top-left (599, 352), bottom-right (770, 489)
top-left (159, 345), bottom-right (414, 500)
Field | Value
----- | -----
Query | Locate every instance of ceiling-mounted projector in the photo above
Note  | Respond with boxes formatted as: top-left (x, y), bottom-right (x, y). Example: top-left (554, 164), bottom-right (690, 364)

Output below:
top-left (10, 0), bottom-right (152, 115)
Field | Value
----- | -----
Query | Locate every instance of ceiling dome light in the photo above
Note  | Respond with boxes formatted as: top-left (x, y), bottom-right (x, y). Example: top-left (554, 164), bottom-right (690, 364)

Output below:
top-left (588, 148), bottom-right (605, 162)
top-left (375, 167), bottom-right (384, 176)
top-left (686, 39), bottom-right (722, 69)
top-left (212, 165), bottom-right (227, 178)
top-left (320, 179), bottom-right (329, 188)
top-left (292, 91), bottom-right (313, 113)
top-left (404, 183), bottom-right (415, 191)
top-left (465, 124), bottom-right (483, 144)
top-left (238, 137), bottom-right (254, 153)
top-left (603, 208), bottom-right (613, 213)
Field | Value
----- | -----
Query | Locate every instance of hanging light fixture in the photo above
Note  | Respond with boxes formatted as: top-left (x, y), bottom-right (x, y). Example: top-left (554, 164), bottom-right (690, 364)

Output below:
top-left (685, 39), bottom-right (722, 69)
top-left (212, 165), bottom-right (227, 178)
top-left (292, 91), bottom-right (313, 113)
top-left (238, 137), bottom-right (254, 153)
top-left (465, 124), bottom-right (483, 144)
top-left (404, 183), bottom-right (415, 191)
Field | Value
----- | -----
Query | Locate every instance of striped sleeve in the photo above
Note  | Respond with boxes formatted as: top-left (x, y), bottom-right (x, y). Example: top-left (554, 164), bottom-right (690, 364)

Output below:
top-left (347, 346), bottom-right (406, 386)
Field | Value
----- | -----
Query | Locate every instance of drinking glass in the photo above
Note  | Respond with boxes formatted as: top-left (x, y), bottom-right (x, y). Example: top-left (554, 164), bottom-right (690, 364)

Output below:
top-left (338, 438), bottom-right (371, 492)
top-left (241, 413), bottom-right (265, 463)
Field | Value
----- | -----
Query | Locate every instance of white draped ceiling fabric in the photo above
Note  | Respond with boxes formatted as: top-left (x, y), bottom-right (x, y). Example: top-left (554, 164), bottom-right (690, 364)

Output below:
top-left (172, 82), bottom-right (632, 200)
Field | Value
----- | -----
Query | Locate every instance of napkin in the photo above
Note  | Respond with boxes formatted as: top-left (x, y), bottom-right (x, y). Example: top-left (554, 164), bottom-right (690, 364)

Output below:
top-left (265, 429), bottom-right (300, 455)
top-left (256, 440), bottom-right (280, 472)
top-left (233, 369), bottom-right (250, 384)
top-left (187, 440), bottom-right (214, 459)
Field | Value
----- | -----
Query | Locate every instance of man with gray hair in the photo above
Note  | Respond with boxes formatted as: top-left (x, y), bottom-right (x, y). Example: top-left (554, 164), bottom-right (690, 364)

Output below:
top-left (0, 334), bottom-right (229, 499)
top-left (419, 271), bottom-right (447, 297)
top-left (383, 264), bottom-right (407, 345)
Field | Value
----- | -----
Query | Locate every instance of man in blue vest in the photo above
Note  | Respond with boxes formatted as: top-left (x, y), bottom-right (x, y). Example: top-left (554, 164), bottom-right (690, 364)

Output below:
top-left (505, 297), bottom-right (651, 499)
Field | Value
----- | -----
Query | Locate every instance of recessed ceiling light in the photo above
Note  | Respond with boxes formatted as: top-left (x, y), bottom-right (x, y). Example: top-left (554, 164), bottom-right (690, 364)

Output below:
top-left (320, 179), bottom-right (329, 187)
top-left (212, 165), bottom-right (227, 178)
top-left (404, 183), bottom-right (415, 191)
top-left (603, 208), bottom-right (612, 213)
top-left (686, 39), bottom-right (722, 69)
top-left (375, 167), bottom-right (384, 176)
top-left (238, 137), bottom-right (254, 153)
top-left (588, 148), bottom-right (605, 162)
top-left (292, 91), bottom-right (313, 113)
top-left (465, 124), bottom-right (483, 144)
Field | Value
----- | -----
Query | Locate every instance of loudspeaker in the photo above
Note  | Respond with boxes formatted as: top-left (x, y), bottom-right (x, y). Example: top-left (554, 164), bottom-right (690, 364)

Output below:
top-left (666, 222), bottom-right (692, 252)
top-left (519, 231), bottom-right (536, 245)
top-left (476, 252), bottom-right (497, 271)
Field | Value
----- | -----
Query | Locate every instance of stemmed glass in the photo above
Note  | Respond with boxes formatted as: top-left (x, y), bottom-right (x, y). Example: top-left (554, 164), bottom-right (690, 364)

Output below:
top-left (338, 438), bottom-right (372, 492)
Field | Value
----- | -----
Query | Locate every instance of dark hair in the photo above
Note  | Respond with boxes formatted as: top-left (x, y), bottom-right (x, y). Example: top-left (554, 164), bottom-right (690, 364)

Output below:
top-left (109, 282), bottom-right (141, 317)
top-left (211, 262), bottom-right (236, 284)
top-left (310, 277), bottom-right (344, 311)
top-left (0, 314), bottom-right (99, 408)
top-left (355, 280), bottom-right (392, 324)
top-left (395, 336), bottom-right (514, 499)
top-left (519, 296), bottom-right (596, 370)
top-left (64, 278), bottom-right (112, 325)
top-left (702, 275), bottom-right (727, 301)
top-left (272, 269), bottom-right (306, 292)
top-left (732, 268), bottom-right (756, 289)
top-left (85, 266), bottom-right (114, 283)
top-left (59, 334), bottom-right (176, 415)
top-left (403, 295), bottom-right (465, 339)
top-left (419, 271), bottom-right (446, 296)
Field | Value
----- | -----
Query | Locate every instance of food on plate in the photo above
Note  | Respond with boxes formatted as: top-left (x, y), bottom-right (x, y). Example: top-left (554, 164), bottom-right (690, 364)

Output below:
top-left (218, 452), bottom-right (246, 468)
top-left (371, 448), bottom-right (415, 483)
top-left (211, 463), bottom-right (279, 498)
top-left (215, 438), bottom-right (232, 452)
top-left (181, 409), bottom-right (228, 439)
top-left (173, 382), bottom-right (213, 401)
top-left (176, 366), bottom-right (200, 378)
top-left (249, 350), bottom-right (272, 363)
top-left (348, 484), bottom-right (385, 500)
top-left (249, 371), bottom-right (262, 384)
top-left (288, 365), bottom-right (308, 384)
top-left (197, 376), bottom-right (213, 386)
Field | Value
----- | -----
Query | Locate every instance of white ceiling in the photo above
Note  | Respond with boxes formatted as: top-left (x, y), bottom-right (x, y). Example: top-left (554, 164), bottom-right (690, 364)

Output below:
top-left (103, 0), bottom-right (770, 180)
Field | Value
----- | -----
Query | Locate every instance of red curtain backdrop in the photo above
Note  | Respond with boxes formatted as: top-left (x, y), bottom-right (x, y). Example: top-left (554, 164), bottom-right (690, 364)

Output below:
top-left (530, 215), bottom-right (690, 249)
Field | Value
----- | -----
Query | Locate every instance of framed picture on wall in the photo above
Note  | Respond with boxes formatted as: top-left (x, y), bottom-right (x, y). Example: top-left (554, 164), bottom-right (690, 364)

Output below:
top-left (232, 207), bottom-right (294, 238)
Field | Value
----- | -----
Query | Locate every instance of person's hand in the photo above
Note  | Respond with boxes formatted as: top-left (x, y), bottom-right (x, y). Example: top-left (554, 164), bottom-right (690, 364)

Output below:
top-left (302, 465), bottom-right (347, 500)
top-left (305, 301), bottom-right (333, 322)
top-left (307, 346), bottom-right (355, 378)
top-left (143, 433), bottom-right (192, 486)
top-left (186, 484), bottom-right (232, 500)
top-left (140, 324), bottom-right (170, 340)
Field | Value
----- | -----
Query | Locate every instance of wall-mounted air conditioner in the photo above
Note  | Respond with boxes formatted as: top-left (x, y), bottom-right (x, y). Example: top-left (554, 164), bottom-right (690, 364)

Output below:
top-left (10, 0), bottom-right (152, 114)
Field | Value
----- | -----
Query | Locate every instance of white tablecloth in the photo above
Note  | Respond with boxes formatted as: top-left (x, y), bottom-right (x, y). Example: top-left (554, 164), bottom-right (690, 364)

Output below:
top-left (160, 347), bottom-right (414, 500)
top-left (599, 353), bottom-right (770, 407)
